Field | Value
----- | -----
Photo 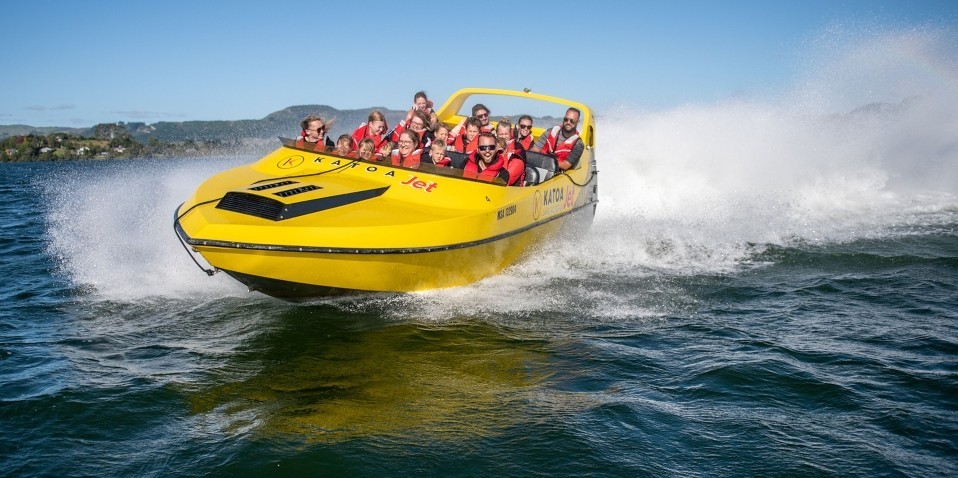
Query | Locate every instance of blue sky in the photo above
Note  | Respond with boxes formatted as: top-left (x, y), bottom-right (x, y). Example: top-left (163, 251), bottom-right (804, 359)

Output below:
top-left (1, 0), bottom-right (955, 127)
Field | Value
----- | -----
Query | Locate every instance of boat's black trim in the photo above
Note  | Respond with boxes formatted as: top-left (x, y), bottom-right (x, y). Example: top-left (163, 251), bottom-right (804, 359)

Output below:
top-left (221, 269), bottom-right (372, 299)
top-left (174, 200), bottom-right (597, 255)
top-left (215, 186), bottom-right (389, 221)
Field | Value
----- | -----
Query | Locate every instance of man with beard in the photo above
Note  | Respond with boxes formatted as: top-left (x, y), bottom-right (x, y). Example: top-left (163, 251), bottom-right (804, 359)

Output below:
top-left (530, 107), bottom-right (583, 171)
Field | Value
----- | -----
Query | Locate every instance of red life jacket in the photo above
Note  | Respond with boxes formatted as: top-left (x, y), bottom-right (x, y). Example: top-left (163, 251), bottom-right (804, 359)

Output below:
top-left (463, 152), bottom-right (506, 182)
top-left (453, 133), bottom-right (480, 154)
top-left (541, 126), bottom-right (580, 165)
top-left (391, 148), bottom-right (422, 168)
top-left (504, 156), bottom-right (525, 186)
top-left (503, 138), bottom-right (516, 157)
top-left (515, 134), bottom-right (533, 152)
top-left (424, 151), bottom-right (451, 167)
top-left (351, 123), bottom-right (388, 150)
top-left (295, 135), bottom-right (326, 152)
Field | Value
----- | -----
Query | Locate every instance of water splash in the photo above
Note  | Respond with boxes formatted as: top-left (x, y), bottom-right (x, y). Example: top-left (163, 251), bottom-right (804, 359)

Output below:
top-left (584, 25), bottom-right (958, 276)
top-left (45, 157), bottom-right (253, 301)
top-left (43, 27), bottom-right (958, 310)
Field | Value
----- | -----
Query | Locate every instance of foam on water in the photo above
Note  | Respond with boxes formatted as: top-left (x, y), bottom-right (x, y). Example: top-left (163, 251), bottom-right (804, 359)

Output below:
top-left (43, 27), bottom-right (958, 312)
top-left (45, 157), bottom-right (253, 301)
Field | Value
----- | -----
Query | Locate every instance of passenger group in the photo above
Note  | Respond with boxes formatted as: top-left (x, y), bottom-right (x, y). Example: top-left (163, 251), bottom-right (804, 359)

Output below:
top-left (294, 90), bottom-right (582, 186)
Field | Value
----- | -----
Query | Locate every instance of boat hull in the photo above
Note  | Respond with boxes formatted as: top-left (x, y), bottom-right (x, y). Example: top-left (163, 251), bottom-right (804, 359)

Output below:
top-left (174, 88), bottom-right (598, 298)
top-left (182, 205), bottom-right (591, 298)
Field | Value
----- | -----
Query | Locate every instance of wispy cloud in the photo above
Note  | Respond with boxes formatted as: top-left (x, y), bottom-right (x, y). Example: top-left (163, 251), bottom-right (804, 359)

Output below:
top-left (110, 110), bottom-right (186, 120)
top-left (23, 104), bottom-right (75, 112)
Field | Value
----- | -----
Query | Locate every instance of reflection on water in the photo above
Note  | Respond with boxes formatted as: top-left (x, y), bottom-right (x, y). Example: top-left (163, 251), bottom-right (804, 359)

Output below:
top-left (183, 308), bottom-right (552, 442)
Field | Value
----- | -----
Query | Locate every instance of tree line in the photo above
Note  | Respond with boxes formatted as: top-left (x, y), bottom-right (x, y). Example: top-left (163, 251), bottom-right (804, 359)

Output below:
top-left (0, 122), bottom-right (236, 162)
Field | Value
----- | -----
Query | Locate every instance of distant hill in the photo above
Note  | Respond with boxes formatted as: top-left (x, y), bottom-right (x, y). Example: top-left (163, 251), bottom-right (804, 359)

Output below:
top-left (0, 105), bottom-right (409, 144)
top-left (0, 124), bottom-right (90, 138)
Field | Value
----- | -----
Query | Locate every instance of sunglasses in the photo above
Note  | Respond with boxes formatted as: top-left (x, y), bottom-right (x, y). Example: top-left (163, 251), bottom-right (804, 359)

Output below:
top-left (398, 140), bottom-right (414, 146)
top-left (477, 145), bottom-right (497, 151)
top-left (562, 117), bottom-right (578, 124)
top-left (476, 113), bottom-right (489, 119)
top-left (518, 124), bottom-right (532, 129)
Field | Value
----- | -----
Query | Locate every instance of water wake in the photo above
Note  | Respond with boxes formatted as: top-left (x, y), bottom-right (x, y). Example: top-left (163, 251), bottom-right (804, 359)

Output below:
top-left (43, 27), bottom-right (958, 309)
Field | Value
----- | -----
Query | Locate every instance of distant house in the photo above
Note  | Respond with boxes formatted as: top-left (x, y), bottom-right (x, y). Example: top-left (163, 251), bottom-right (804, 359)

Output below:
top-left (77, 146), bottom-right (90, 155)
top-left (40, 147), bottom-right (53, 153)
top-left (113, 146), bottom-right (125, 153)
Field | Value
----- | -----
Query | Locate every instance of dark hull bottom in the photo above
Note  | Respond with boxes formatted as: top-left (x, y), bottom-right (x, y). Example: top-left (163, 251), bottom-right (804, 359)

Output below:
top-left (223, 269), bottom-right (376, 300)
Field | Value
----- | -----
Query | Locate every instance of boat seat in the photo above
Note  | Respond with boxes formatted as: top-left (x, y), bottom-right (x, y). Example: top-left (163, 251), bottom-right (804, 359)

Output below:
top-left (524, 166), bottom-right (539, 186)
top-left (447, 151), bottom-right (469, 169)
top-left (524, 151), bottom-right (558, 185)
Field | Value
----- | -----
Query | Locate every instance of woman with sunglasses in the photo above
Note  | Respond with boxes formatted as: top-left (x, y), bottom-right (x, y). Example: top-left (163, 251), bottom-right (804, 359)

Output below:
top-left (513, 115), bottom-right (535, 153)
top-left (295, 115), bottom-right (332, 152)
top-left (448, 103), bottom-right (493, 146)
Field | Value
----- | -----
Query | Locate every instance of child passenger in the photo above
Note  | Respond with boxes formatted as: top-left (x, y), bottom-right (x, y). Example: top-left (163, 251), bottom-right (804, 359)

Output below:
top-left (424, 139), bottom-right (450, 167)
top-left (357, 138), bottom-right (377, 161)
top-left (333, 134), bottom-right (353, 156)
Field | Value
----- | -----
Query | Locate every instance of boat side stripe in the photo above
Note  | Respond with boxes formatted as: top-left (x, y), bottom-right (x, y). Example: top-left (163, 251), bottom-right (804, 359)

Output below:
top-left (174, 200), bottom-right (597, 255)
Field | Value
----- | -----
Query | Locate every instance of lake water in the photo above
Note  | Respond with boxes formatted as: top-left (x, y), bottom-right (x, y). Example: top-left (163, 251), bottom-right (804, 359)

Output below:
top-left (3, 29), bottom-right (958, 477)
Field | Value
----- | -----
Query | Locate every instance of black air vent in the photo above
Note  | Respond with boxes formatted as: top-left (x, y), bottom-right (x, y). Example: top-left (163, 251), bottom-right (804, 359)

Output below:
top-left (274, 185), bottom-right (320, 197)
top-left (249, 180), bottom-right (297, 191)
top-left (216, 192), bottom-right (285, 220)
top-left (215, 186), bottom-right (391, 221)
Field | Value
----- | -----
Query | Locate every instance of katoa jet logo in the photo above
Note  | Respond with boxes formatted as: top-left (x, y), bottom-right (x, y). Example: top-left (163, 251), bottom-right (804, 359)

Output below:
top-left (277, 155), bottom-right (305, 169)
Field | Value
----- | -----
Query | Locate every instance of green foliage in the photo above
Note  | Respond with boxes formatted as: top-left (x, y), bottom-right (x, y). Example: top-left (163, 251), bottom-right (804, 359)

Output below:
top-left (0, 131), bottom-right (233, 162)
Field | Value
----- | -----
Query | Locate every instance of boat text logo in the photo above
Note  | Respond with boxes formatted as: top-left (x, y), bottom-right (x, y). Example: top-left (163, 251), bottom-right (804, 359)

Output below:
top-left (277, 155), bottom-right (305, 169)
top-left (536, 185), bottom-right (576, 219)
top-left (400, 175), bottom-right (438, 192)
top-left (310, 157), bottom-right (439, 192)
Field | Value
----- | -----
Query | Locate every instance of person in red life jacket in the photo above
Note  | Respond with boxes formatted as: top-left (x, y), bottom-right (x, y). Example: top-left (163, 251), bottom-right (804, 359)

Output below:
top-left (497, 137), bottom-right (525, 186)
top-left (463, 133), bottom-right (508, 182)
top-left (391, 130), bottom-right (422, 168)
top-left (514, 115), bottom-right (535, 153)
top-left (423, 140), bottom-right (451, 167)
top-left (433, 122), bottom-right (452, 151)
top-left (451, 117), bottom-right (482, 154)
top-left (413, 90), bottom-right (439, 128)
top-left (295, 115), bottom-right (333, 152)
top-left (530, 107), bottom-right (583, 171)
top-left (495, 118), bottom-right (517, 158)
top-left (448, 103), bottom-right (494, 143)
top-left (375, 141), bottom-right (395, 162)
top-left (472, 104), bottom-right (493, 133)
top-left (333, 134), bottom-right (353, 157)
top-left (351, 111), bottom-right (389, 150)
top-left (406, 110), bottom-right (434, 148)
top-left (357, 138), bottom-right (377, 162)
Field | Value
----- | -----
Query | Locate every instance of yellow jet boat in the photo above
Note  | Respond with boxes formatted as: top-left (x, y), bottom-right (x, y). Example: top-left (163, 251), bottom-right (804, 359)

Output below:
top-left (174, 88), bottom-right (598, 298)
